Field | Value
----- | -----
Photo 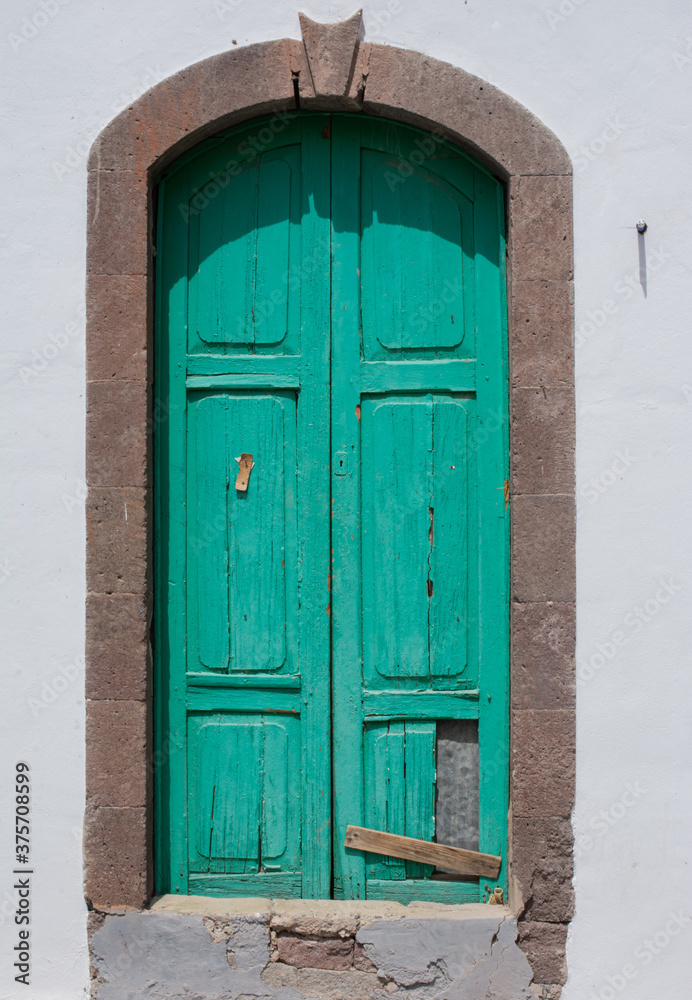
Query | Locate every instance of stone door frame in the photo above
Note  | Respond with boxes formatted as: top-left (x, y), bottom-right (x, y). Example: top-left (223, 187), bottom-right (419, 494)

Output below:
top-left (85, 12), bottom-right (575, 988)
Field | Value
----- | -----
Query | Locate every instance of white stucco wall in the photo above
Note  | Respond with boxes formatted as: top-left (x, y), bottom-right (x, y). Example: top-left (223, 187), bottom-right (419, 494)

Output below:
top-left (1, 1), bottom-right (691, 997)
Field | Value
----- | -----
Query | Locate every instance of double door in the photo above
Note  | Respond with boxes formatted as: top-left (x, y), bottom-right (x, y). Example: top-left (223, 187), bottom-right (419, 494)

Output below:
top-left (154, 113), bottom-right (508, 902)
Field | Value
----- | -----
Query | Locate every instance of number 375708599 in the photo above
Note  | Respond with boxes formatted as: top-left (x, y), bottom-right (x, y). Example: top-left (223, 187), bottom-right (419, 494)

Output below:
top-left (15, 763), bottom-right (31, 865)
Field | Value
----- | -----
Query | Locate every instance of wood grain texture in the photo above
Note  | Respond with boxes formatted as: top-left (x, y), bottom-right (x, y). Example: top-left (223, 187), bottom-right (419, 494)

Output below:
top-left (156, 113), bottom-right (509, 903)
top-left (156, 117), bottom-right (331, 898)
top-left (344, 825), bottom-right (501, 879)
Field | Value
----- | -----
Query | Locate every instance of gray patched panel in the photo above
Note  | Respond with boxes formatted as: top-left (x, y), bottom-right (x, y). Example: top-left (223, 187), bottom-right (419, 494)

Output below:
top-left (435, 719), bottom-right (479, 854)
top-left (90, 911), bottom-right (273, 1000)
top-left (91, 908), bottom-right (533, 1000)
top-left (356, 915), bottom-right (533, 999)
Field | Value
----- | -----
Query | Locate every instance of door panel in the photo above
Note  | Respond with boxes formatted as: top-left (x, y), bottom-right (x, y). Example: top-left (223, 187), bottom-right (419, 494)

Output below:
top-left (188, 713), bottom-right (300, 875)
top-left (429, 397), bottom-right (471, 683)
top-left (364, 721), bottom-right (436, 880)
top-left (361, 394), bottom-right (475, 689)
top-left (360, 149), bottom-right (474, 359)
top-left (155, 113), bottom-right (508, 904)
top-left (156, 116), bottom-right (331, 900)
top-left (188, 145), bottom-right (302, 354)
top-left (331, 115), bottom-right (508, 903)
top-left (187, 391), bottom-right (295, 675)
top-left (362, 396), bottom-right (432, 682)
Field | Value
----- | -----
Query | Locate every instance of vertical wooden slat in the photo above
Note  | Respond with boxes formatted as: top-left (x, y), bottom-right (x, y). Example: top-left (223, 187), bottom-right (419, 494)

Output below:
top-left (474, 169), bottom-right (510, 898)
top-left (331, 115), bottom-right (366, 898)
top-left (296, 118), bottom-right (332, 898)
top-left (227, 395), bottom-right (287, 673)
top-left (429, 398), bottom-right (469, 683)
top-left (404, 722), bottom-right (436, 878)
top-left (191, 396), bottom-right (230, 671)
top-left (155, 161), bottom-right (192, 895)
top-left (362, 397), bottom-right (432, 686)
top-left (255, 159), bottom-right (291, 344)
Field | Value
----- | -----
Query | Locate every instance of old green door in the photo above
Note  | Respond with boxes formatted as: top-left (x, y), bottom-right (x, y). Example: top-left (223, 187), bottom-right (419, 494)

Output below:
top-left (155, 113), bottom-right (508, 903)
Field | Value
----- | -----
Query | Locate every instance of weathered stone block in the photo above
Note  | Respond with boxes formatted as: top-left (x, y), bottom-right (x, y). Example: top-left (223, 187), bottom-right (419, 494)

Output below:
top-left (262, 962), bottom-right (379, 999)
top-left (511, 280), bottom-right (574, 388)
top-left (511, 602), bottom-right (575, 711)
top-left (511, 175), bottom-right (574, 282)
top-left (84, 806), bottom-right (150, 910)
top-left (517, 920), bottom-right (568, 986)
top-left (512, 710), bottom-right (575, 818)
top-left (352, 940), bottom-right (378, 973)
top-left (86, 170), bottom-right (148, 275)
top-left (512, 816), bottom-right (574, 922)
top-left (86, 593), bottom-right (149, 701)
top-left (86, 700), bottom-right (148, 808)
top-left (360, 45), bottom-right (572, 177)
top-left (299, 11), bottom-right (362, 96)
top-left (87, 487), bottom-right (148, 595)
top-left (512, 495), bottom-right (576, 603)
top-left (86, 274), bottom-right (149, 382)
top-left (87, 381), bottom-right (148, 488)
top-left (511, 387), bottom-right (575, 495)
top-left (276, 933), bottom-right (354, 970)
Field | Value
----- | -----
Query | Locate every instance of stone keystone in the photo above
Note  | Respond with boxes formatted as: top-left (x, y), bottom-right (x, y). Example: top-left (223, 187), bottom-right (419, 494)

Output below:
top-left (299, 10), bottom-right (362, 96)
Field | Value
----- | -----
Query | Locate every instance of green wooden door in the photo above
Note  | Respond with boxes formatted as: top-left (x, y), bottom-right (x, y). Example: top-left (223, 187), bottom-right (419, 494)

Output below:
top-left (155, 113), bottom-right (508, 903)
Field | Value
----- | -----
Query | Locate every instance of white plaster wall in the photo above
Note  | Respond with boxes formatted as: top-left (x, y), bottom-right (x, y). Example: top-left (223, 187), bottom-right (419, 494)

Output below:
top-left (1, 1), bottom-right (691, 996)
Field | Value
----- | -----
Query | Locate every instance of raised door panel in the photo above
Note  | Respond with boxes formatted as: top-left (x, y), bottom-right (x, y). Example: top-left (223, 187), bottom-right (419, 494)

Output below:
top-left (187, 144), bottom-right (301, 355)
top-left (429, 397), bottom-right (472, 686)
top-left (361, 394), bottom-right (475, 691)
top-left (331, 114), bottom-right (506, 904)
top-left (157, 115), bottom-right (332, 901)
top-left (186, 391), bottom-right (296, 675)
top-left (361, 396), bottom-right (432, 684)
top-left (360, 149), bottom-right (475, 360)
top-left (188, 713), bottom-right (301, 876)
top-left (363, 721), bottom-right (435, 881)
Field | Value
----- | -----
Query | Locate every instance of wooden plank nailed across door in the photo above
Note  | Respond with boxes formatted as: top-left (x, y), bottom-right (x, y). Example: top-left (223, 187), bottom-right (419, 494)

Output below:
top-left (344, 826), bottom-right (502, 879)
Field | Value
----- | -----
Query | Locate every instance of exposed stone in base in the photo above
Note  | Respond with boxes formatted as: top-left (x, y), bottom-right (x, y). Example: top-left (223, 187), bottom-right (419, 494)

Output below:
top-left (89, 897), bottom-right (536, 999)
top-left (531, 985), bottom-right (563, 999)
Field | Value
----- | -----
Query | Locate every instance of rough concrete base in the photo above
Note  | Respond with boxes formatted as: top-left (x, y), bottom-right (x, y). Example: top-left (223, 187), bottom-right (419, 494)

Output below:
top-left (90, 896), bottom-right (539, 999)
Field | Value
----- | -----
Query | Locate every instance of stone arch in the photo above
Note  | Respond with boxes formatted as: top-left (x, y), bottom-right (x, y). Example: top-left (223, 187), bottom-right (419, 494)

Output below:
top-left (85, 12), bottom-right (575, 990)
